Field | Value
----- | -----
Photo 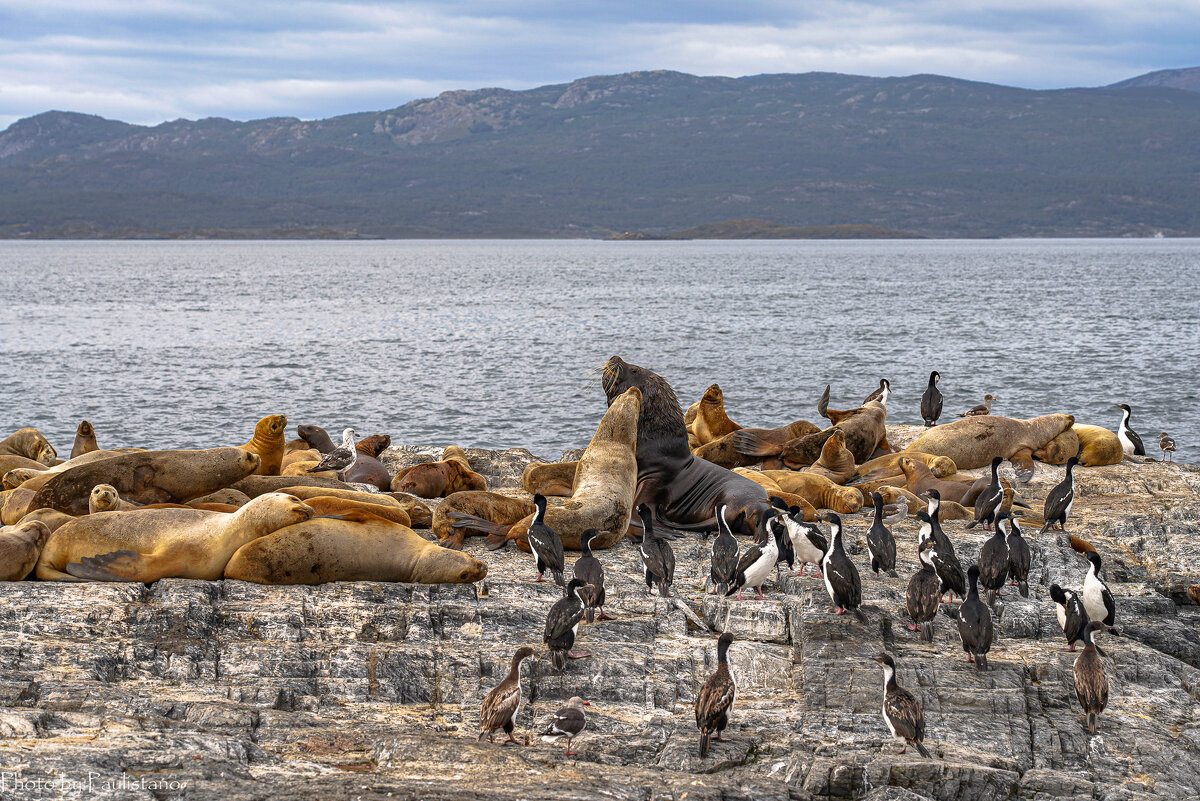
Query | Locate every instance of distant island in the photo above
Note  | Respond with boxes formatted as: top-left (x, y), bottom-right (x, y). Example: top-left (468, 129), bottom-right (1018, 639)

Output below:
top-left (1, 66), bottom-right (1198, 239)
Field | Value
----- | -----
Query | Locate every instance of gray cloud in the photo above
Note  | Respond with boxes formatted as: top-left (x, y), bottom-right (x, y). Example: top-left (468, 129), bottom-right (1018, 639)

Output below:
top-left (1, 0), bottom-right (1196, 128)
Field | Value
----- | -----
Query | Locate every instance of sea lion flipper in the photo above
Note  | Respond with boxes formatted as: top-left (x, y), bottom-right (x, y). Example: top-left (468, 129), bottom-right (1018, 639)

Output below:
top-left (730, 431), bottom-right (783, 458)
top-left (64, 549), bottom-right (148, 582)
top-left (817, 384), bottom-right (830, 419)
top-left (446, 510), bottom-right (513, 538)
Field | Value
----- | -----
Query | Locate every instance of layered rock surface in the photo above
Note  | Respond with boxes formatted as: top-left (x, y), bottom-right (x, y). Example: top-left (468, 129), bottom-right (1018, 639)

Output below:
top-left (1, 430), bottom-right (1198, 800)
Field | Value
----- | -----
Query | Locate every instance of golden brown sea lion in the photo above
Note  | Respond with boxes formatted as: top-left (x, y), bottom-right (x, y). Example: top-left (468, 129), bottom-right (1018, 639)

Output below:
top-left (392, 445), bottom-right (486, 498)
top-left (284, 438), bottom-right (310, 455)
top-left (71, 421), bottom-right (98, 460)
top-left (88, 484), bottom-right (141, 513)
top-left (3, 468), bottom-right (41, 490)
top-left (275, 485), bottom-right (403, 508)
top-left (687, 384), bottom-right (742, 447)
top-left (17, 507), bottom-right (75, 534)
top-left (1, 488), bottom-right (38, 526)
top-left (230, 474), bottom-right (356, 497)
top-left (281, 448), bottom-right (321, 471)
top-left (733, 402), bottom-right (887, 469)
top-left (301, 495), bottom-right (412, 526)
top-left (0, 520), bottom-right (51, 580)
top-left (432, 491), bottom-right (534, 549)
top-left (904, 414), bottom-right (1075, 471)
top-left (521, 461), bottom-right (578, 497)
top-left (238, 414), bottom-right (288, 476)
top-left (897, 457), bottom-right (975, 504)
top-left (731, 468), bottom-right (781, 492)
top-left (187, 488), bottom-right (251, 507)
top-left (31, 447), bottom-right (262, 516)
top-left (387, 493), bottom-right (432, 529)
top-left (37, 492), bottom-right (313, 582)
top-left (1072, 424), bottom-right (1123, 467)
top-left (223, 510), bottom-right (486, 585)
top-left (803, 429), bottom-right (856, 484)
top-left (0, 455), bottom-right (48, 477)
top-left (760, 470), bottom-right (863, 514)
top-left (854, 451), bottom-right (956, 480)
top-left (0, 428), bottom-right (57, 465)
top-left (1033, 428), bottom-right (1080, 465)
top-left (694, 420), bottom-right (821, 469)
top-left (283, 460), bottom-right (334, 477)
top-left (436, 387), bottom-right (641, 551)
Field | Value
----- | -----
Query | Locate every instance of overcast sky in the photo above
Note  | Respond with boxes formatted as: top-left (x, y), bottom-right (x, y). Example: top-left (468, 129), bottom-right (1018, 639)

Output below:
top-left (1, 1), bottom-right (1196, 129)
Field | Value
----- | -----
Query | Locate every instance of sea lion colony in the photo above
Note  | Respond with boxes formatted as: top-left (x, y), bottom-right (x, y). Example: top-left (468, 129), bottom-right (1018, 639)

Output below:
top-left (0, 356), bottom-right (1178, 758)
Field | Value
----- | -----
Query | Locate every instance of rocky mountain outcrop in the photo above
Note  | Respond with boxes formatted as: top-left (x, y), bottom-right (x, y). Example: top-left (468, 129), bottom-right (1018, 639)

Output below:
top-left (0, 432), bottom-right (1197, 799)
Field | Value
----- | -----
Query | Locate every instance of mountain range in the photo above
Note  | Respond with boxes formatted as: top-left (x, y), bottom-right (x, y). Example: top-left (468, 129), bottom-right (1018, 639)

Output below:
top-left (2, 67), bottom-right (1198, 238)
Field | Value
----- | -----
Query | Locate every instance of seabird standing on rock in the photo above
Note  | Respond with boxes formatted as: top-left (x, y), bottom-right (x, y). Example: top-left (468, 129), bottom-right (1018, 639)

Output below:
top-left (1115, 403), bottom-right (1145, 457)
top-left (696, 632), bottom-right (736, 758)
top-left (867, 492), bottom-right (898, 577)
top-left (526, 494), bottom-right (565, 586)
top-left (863, 378), bottom-right (891, 406)
top-left (307, 428), bottom-right (359, 481)
top-left (967, 457), bottom-right (1005, 530)
top-left (917, 507), bottom-right (966, 603)
top-left (636, 503), bottom-right (675, 597)
top-left (709, 503), bottom-right (740, 595)
top-left (921, 371), bottom-right (943, 427)
top-left (1073, 621), bottom-right (1111, 735)
top-left (782, 508), bottom-right (826, 578)
top-left (478, 646), bottom-right (536, 744)
top-left (540, 697), bottom-right (589, 756)
top-left (978, 511), bottom-right (1011, 609)
top-left (1005, 511), bottom-right (1031, 597)
top-left (1039, 457), bottom-right (1078, 534)
top-left (1158, 432), bottom-right (1176, 462)
top-left (771, 511), bottom-right (796, 576)
top-left (822, 513), bottom-right (865, 621)
top-left (958, 565), bottom-right (994, 670)
top-left (958, 394), bottom-right (996, 418)
top-left (877, 653), bottom-right (931, 758)
top-left (727, 512), bottom-right (779, 601)
top-left (572, 528), bottom-right (607, 622)
top-left (544, 578), bottom-right (591, 670)
top-left (923, 488), bottom-right (942, 521)
top-left (1050, 584), bottom-right (1089, 651)
top-left (906, 538), bottom-right (941, 642)
top-left (1082, 551), bottom-right (1116, 628)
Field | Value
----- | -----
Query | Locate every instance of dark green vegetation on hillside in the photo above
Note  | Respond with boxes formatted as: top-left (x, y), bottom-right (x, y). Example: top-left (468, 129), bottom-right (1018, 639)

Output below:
top-left (2, 69), bottom-right (1199, 238)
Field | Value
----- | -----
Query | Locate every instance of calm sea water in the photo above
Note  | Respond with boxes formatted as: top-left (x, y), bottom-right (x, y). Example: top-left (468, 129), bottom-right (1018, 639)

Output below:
top-left (1, 239), bottom-right (1196, 462)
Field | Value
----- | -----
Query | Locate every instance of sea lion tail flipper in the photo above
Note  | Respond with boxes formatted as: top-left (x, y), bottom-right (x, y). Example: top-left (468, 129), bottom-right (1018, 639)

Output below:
top-left (446, 510), bottom-right (513, 539)
top-left (484, 534), bottom-right (509, 551)
top-left (817, 384), bottom-right (830, 419)
top-left (730, 431), bottom-right (782, 458)
top-left (63, 549), bottom-right (149, 582)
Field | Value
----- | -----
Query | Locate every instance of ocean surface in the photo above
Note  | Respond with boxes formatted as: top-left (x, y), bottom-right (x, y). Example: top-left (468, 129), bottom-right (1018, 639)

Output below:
top-left (2, 239), bottom-right (1197, 463)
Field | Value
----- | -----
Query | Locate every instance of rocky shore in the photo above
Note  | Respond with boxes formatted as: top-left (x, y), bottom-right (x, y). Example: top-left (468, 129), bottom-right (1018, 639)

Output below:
top-left (1, 427), bottom-right (1198, 800)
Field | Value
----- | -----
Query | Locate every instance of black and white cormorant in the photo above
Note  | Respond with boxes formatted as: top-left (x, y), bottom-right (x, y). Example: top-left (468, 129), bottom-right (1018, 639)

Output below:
top-left (1039, 456), bottom-right (1078, 534)
top-left (636, 503), bottom-right (676, 597)
top-left (709, 503), bottom-right (740, 595)
top-left (958, 565), bottom-right (994, 670)
top-left (1073, 621), bottom-right (1111, 735)
top-left (920, 371), bottom-right (943, 427)
top-left (821, 513), bottom-right (865, 621)
top-left (906, 538), bottom-right (941, 642)
top-left (863, 378), bottom-right (891, 407)
top-left (1050, 583), bottom-right (1089, 651)
top-left (1115, 403), bottom-right (1145, 457)
top-left (572, 528), bottom-right (607, 622)
top-left (967, 457), bottom-right (1005, 531)
top-left (877, 653), bottom-right (931, 758)
top-left (526, 494), bottom-right (565, 586)
top-left (544, 578), bottom-right (590, 670)
top-left (696, 632), bottom-right (736, 758)
top-left (783, 507), bottom-right (826, 578)
top-left (977, 511), bottom-right (1011, 609)
top-left (867, 492), bottom-right (898, 577)
top-left (1082, 550), bottom-right (1116, 627)
top-left (917, 507), bottom-right (966, 603)
top-left (727, 512), bottom-right (779, 600)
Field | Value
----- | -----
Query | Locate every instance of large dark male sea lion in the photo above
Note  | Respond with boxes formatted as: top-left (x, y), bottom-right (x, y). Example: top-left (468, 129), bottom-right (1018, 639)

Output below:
top-left (601, 357), bottom-right (770, 534)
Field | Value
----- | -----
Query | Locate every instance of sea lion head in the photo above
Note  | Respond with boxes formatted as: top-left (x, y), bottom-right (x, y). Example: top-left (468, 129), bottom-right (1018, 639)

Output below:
top-left (2, 468), bottom-right (40, 490)
top-left (356, 434), bottom-right (391, 457)
top-left (601, 357), bottom-right (685, 445)
top-left (256, 414), bottom-right (288, 438)
top-left (240, 450), bottom-right (262, 472)
top-left (701, 384), bottom-right (723, 405)
top-left (249, 492), bottom-right (315, 528)
top-left (89, 483), bottom-right (120, 512)
top-left (77, 421), bottom-right (94, 438)
top-left (296, 425), bottom-right (327, 448)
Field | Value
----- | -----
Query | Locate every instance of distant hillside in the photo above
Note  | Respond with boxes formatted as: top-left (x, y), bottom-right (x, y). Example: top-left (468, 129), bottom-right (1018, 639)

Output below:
top-left (612, 219), bottom-right (921, 239)
top-left (2, 69), bottom-right (1200, 238)
top-left (1108, 67), bottom-right (1200, 94)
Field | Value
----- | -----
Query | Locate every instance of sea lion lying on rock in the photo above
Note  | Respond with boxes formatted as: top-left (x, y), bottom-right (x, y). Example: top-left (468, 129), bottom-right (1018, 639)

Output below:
top-left (0, 428), bottom-right (57, 465)
top-left (1032, 428), bottom-right (1080, 465)
top-left (1072, 424), bottom-right (1123, 467)
top-left (760, 470), bottom-right (863, 514)
top-left (345, 434), bottom-right (393, 490)
top-left (37, 492), bottom-right (313, 582)
top-left (732, 400), bottom-right (887, 469)
top-left (904, 414), bottom-right (1075, 471)
top-left (88, 484), bottom-right (141, 513)
top-left (392, 445), bottom-right (486, 498)
top-left (693, 418), bottom-right (821, 469)
top-left (436, 386), bottom-right (641, 551)
top-left (3, 468), bottom-right (41, 490)
top-left (223, 510), bottom-right (486, 585)
top-left (0, 520), bottom-right (52, 580)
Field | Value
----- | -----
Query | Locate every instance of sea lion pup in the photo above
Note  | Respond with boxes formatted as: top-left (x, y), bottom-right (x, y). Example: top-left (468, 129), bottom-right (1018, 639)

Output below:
top-left (3, 468), bottom-right (42, 490)
top-left (0, 428), bottom-right (57, 465)
top-left (521, 461), bottom-right (578, 497)
top-left (687, 384), bottom-right (742, 447)
top-left (601, 358), bottom-right (772, 534)
top-left (237, 414), bottom-right (288, 476)
top-left (37, 492), bottom-right (314, 582)
top-left (437, 387), bottom-right (642, 550)
top-left (904, 414), bottom-right (1075, 471)
top-left (296, 424), bottom-right (337, 454)
top-left (693, 419), bottom-right (820, 469)
top-left (853, 451), bottom-right (956, 482)
top-left (0, 520), bottom-right (52, 580)
top-left (31, 447), bottom-right (262, 517)
top-left (88, 484), bottom-right (141, 513)
top-left (1032, 428), bottom-right (1080, 465)
top-left (760, 471), bottom-right (863, 514)
top-left (733, 397), bottom-right (888, 469)
top-left (1072, 424), bottom-right (1123, 467)
top-left (897, 457), bottom-right (976, 504)
top-left (224, 509), bottom-right (486, 585)
top-left (803, 429), bottom-right (856, 485)
top-left (71, 421), bottom-right (99, 460)
top-left (392, 445), bottom-right (486, 498)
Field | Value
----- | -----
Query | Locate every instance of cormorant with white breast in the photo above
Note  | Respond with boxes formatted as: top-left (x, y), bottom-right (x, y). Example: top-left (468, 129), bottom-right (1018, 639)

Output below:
top-left (1115, 403), bottom-right (1145, 457)
top-left (877, 653), bottom-right (931, 757)
top-left (1039, 456), bottom-right (1078, 534)
top-left (1082, 550), bottom-right (1116, 627)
